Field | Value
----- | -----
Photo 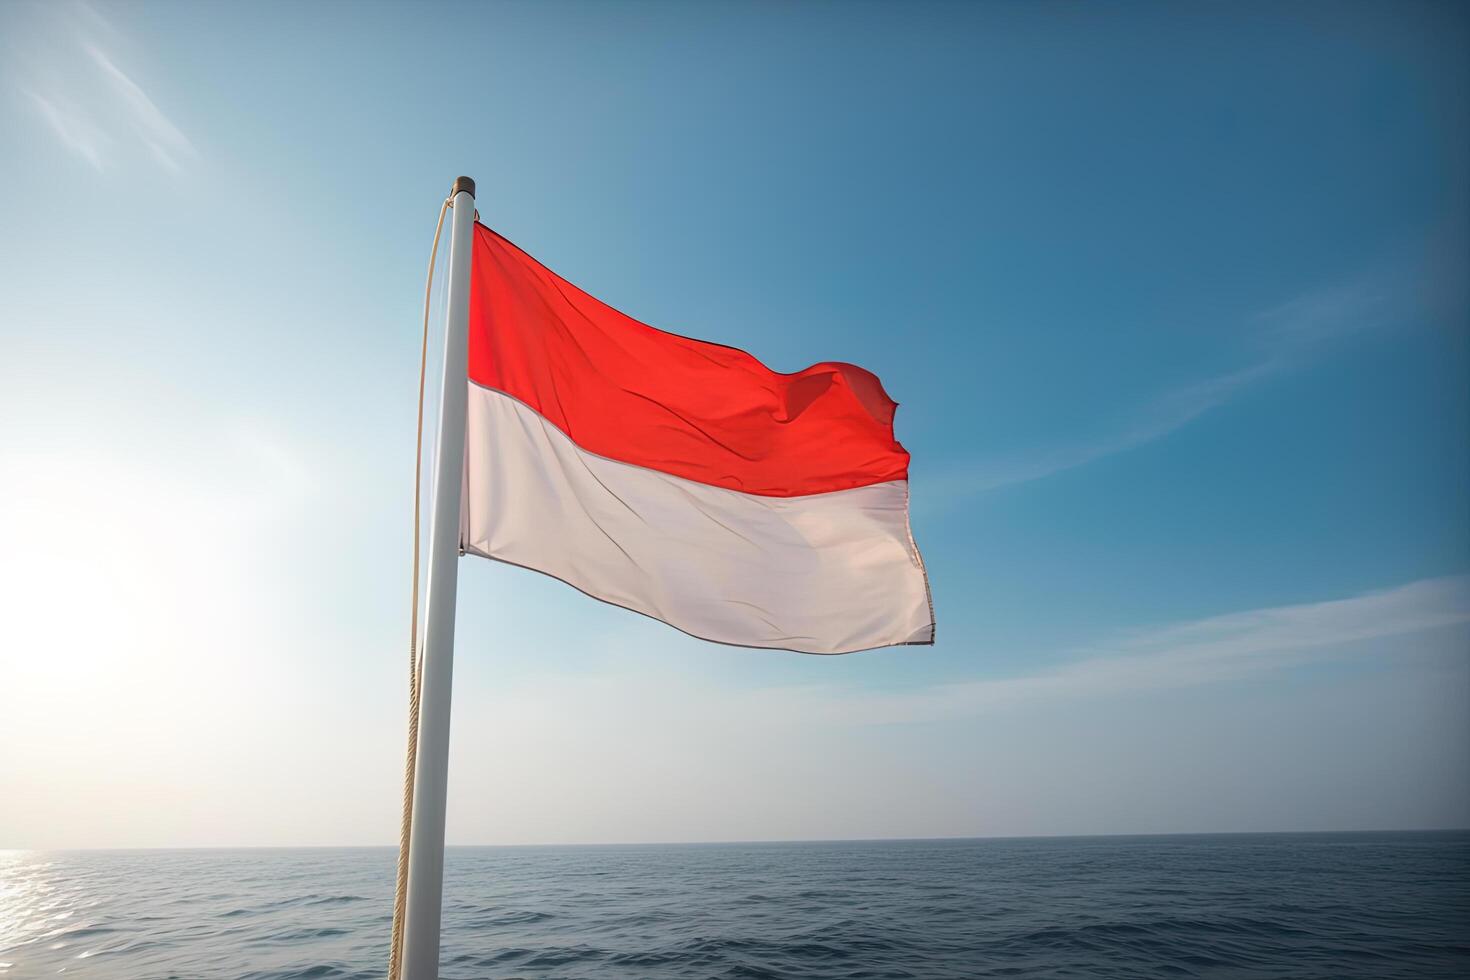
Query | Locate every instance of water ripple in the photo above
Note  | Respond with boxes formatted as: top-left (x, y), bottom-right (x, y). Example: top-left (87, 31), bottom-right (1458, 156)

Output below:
top-left (0, 833), bottom-right (1466, 978)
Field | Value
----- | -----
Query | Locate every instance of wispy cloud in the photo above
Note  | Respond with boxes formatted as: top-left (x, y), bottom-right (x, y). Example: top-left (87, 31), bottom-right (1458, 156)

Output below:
top-left (929, 360), bottom-right (1278, 497)
top-left (927, 271), bottom-right (1408, 499)
top-left (1254, 276), bottom-right (1399, 351)
top-left (24, 89), bottom-right (107, 171)
top-left (84, 42), bottom-right (196, 172)
top-left (13, 3), bottom-right (195, 173)
top-left (768, 575), bottom-right (1470, 724)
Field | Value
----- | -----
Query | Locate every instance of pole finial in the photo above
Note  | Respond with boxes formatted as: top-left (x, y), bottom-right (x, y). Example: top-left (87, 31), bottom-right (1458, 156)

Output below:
top-left (451, 176), bottom-right (476, 198)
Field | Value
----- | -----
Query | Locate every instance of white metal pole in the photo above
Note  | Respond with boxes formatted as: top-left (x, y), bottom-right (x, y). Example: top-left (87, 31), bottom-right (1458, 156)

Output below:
top-left (401, 175), bottom-right (476, 980)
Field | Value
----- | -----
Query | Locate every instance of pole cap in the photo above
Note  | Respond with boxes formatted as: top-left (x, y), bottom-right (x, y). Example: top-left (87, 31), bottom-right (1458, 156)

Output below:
top-left (451, 175), bottom-right (476, 198)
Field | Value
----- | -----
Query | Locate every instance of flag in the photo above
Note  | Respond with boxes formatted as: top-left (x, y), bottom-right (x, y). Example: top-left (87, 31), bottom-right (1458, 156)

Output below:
top-left (460, 224), bottom-right (934, 654)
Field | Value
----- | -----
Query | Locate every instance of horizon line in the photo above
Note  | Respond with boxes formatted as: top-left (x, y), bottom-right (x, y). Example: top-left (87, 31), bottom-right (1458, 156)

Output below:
top-left (9, 827), bottom-right (1468, 853)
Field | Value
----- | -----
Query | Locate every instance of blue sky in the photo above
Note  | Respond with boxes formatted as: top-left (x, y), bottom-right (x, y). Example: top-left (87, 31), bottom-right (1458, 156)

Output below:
top-left (1, 0), bottom-right (1466, 847)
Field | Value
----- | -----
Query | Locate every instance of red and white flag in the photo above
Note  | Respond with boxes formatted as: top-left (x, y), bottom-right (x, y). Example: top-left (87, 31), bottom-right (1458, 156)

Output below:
top-left (460, 225), bottom-right (934, 654)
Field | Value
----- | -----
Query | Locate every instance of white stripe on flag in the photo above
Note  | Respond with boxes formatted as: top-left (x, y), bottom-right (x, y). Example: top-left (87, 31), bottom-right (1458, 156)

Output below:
top-left (462, 384), bottom-right (934, 654)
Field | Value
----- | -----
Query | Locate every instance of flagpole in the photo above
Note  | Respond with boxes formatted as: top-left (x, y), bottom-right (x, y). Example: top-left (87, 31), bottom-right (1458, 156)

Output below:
top-left (401, 175), bottom-right (476, 980)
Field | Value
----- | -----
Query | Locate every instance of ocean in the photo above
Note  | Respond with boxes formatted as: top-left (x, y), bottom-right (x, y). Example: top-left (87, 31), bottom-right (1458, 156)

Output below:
top-left (2, 833), bottom-right (1467, 979)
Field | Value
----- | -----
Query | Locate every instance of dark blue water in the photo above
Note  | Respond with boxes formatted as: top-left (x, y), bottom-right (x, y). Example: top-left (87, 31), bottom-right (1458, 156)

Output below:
top-left (2, 833), bottom-right (1467, 979)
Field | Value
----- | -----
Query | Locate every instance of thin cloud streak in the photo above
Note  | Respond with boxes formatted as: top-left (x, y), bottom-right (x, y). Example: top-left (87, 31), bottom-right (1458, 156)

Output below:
top-left (931, 360), bottom-right (1279, 497)
top-left (927, 272), bottom-right (1407, 500)
top-left (1254, 277), bottom-right (1398, 351)
top-left (780, 575), bottom-right (1470, 725)
top-left (84, 43), bottom-right (196, 172)
top-left (24, 90), bottom-right (107, 171)
top-left (14, 3), bottom-right (195, 173)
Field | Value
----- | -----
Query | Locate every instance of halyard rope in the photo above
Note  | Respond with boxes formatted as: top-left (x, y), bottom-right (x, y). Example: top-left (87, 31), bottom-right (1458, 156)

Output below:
top-left (388, 194), bottom-right (451, 980)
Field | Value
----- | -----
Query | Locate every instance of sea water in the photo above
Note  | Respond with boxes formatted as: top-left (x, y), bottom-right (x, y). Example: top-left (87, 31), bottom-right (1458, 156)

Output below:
top-left (2, 832), bottom-right (1467, 979)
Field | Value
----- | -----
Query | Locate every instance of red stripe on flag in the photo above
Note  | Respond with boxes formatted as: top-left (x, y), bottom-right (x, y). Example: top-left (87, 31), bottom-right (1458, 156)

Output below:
top-left (467, 224), bottom-right (909, 498)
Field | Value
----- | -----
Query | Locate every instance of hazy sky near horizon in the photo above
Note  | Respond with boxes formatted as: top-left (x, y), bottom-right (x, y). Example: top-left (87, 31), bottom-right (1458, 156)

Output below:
top-left (1, 0), bottom-right (1466, 849)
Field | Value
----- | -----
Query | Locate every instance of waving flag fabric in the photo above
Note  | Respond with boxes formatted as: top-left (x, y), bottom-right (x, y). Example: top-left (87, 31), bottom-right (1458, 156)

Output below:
top-left (460, 224), bottom-right (934, 654)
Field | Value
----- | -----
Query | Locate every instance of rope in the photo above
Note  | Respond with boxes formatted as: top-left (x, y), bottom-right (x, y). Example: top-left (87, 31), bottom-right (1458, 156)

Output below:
top-left (388, 194), bottom-right (451, 980)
